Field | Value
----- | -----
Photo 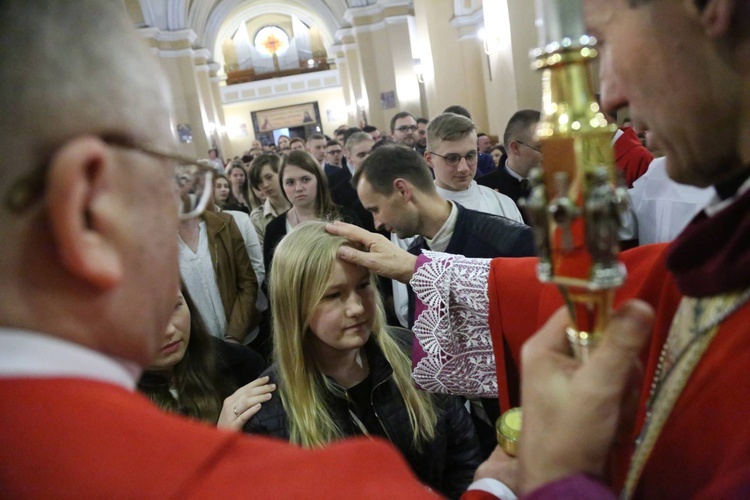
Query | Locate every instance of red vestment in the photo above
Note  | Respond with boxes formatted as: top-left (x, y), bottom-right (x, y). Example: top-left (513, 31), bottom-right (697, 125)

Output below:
top-left (0, 378), bottom-right (437, 499)
top-left (614, 127), bottom-right (653, 188)
top-left (487, 245), bottom-right (750, 497)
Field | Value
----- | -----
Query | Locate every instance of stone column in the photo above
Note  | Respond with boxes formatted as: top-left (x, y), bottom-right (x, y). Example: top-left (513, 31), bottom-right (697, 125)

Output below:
top-left (412, 0), bottom-right (487, 130)
top-left (480, 0), bottom-right (542, 138)
top-left (139, 27), bottom-right (210, 158)
top-left (343, 1), bottom-right (419, 132)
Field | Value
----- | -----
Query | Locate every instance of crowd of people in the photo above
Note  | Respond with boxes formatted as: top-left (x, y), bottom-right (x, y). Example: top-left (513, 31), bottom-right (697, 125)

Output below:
top-left (1, 0), bottom-right (749, 498)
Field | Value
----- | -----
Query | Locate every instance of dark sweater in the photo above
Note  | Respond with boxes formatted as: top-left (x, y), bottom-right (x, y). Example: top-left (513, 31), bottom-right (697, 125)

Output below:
top-left (244, 328), bottom-right (481, 499)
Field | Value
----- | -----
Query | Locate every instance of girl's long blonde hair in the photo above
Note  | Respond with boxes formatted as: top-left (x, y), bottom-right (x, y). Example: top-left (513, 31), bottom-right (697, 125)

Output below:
top-left (269, 221), bottom-right (437, 448)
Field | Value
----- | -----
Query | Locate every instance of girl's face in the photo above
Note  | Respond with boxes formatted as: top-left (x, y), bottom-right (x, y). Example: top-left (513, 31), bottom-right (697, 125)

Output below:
top-left (258, 164), bottom-right (280, 200)
top-left (214, 178), bottom-right (230, 204)
top-left (147, 290), bottom-right (191, 372)
top-left (307, 260), bottom-right (375, 357)
top-left (229, 167), bottom-right (246, 188)
top-left (282, 164), bottom-right (318, 210)
top-left (491, 148), bottom-right (502, 167)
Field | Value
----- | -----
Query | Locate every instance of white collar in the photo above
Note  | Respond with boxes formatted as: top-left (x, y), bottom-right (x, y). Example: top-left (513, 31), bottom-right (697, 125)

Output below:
top-left (425, 201), bottom-right (459, 252)
top-left (434, 180), bottom-right (478, 197)
top-left (0, 328), bottom-right (140, 390)
top-left (612, 127), bottom-right (624, 145)
top-left (262, 197), bottom-right (277, 218)
top-left (504, 161), bottom-right (525, 182)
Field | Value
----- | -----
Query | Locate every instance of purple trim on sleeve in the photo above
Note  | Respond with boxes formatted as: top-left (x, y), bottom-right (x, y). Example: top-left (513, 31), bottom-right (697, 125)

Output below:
top-left (522, 474), bottom-right (615, 500)
top-left (411, 253), bottom-right (433, 372)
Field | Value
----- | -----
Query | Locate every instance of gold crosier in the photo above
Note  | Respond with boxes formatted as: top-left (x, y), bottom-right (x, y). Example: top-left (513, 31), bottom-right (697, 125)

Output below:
top-left (496, 0), bottom-right (627, 455)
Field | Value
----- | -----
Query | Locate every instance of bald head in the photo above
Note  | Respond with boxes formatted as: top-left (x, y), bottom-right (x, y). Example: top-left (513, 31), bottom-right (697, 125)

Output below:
top-left (0, 0), bottom-right (172, 191)
top-left (0, 1), bottom-right (179, 365)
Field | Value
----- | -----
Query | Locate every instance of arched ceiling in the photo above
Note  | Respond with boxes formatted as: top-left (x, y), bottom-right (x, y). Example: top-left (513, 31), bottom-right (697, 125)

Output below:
top-left (136, 0), bottom-right (380, 62)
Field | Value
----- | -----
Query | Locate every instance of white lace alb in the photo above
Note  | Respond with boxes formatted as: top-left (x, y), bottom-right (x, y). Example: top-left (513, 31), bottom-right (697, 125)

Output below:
top-left (410, 250), bottom-right (498, 397)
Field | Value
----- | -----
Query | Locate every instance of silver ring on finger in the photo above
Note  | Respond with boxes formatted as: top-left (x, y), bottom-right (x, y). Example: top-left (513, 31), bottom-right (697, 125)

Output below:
top-left (233, 406), bottom-right (239, 416)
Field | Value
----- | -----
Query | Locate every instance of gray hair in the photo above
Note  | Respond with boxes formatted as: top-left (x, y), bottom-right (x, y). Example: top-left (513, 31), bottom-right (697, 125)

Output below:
top-left (345, 132), bottom-right (374, 153)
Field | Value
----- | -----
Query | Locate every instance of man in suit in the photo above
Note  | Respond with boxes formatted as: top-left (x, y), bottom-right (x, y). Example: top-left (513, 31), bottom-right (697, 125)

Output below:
top-left (0, 2), bottom-right (506, 497)
top-left (305, 133), bottom-right (327, 163)
top-left (355, 144), bottom-right (534, 460)
top-left (322, 139), bottom-right (350, 190)
top-left (477, 110), bottom-right (542, 223)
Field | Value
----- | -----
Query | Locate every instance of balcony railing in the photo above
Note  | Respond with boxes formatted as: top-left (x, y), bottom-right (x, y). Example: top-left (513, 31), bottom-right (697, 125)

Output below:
top-left (226, 57), bottom-right (330, 85)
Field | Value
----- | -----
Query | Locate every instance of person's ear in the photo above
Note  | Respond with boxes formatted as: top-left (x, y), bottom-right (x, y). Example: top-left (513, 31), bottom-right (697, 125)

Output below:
top-left (509, 140), bottom-right (521, 156)
top-left (46, 136), bottom-right (124, 290)
top-left (393, 178), bottom-right (413, 201)
top-left (698, 0), bottom-right (733, 37)
top-left (423, 151), bottom-right (434, 168)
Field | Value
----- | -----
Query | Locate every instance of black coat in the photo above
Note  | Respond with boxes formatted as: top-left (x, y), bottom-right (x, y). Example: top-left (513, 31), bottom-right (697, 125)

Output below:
top-left (244, 328), bottom-right (481, 499)
top-left (330, 180), bottom-right (378, 234)
top-left (476, 165), bottom-right (531, 223)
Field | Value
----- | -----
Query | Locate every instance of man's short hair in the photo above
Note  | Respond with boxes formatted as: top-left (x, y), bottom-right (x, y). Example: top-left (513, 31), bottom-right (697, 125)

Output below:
top-left (389, 111), bottom-right (417, 133)
top-left (345, 132), bottom-right (373, 153)
top-left (325, 140), bottom-right (341, 149)
top-left (371, 137), bottom-right (394, 151)
top-left (426, 112), bottom-right (477, 151)
top-left (306, 133), bottom-right (326, 144)
top-left (341, 127), bottom-right (362, 144)
top-left (289, 137), bottom-right (305, 147)
top-left (443, 105), bottom-right (472, 119)
top-left (477, 133), bottom-right (488, 139)
top-left (416, 117), bottom-right (429, 126)
top-left (352, 145), bottom-right (435, 196)
top-left (362, 125), bottom-right (378, 133)
top-left (503, 109), bottom-right (542, 149)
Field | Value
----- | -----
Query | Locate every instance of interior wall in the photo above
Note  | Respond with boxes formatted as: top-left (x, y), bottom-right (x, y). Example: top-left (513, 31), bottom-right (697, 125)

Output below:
top-left (245, 14), bottom-right (293, 41)
top-left (222, 86), bottom-right (346, 156)
top-left (507, 0), bottom-right (542, 112)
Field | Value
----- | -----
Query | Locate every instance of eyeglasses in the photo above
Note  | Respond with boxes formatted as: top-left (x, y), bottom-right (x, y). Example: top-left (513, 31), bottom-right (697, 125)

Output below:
top-left (4, 133), bottom-right (214, 220)
top-left (516, 140), bottom-right (542, 154)
top-left (395, 125), bottom-right (418, 133)
top-left (428, 151), bottom-right (479, 168)
top-left (326, 149), bottom-right (342, 155)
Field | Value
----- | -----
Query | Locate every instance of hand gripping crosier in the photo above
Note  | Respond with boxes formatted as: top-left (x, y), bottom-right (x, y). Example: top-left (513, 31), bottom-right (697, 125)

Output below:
top-left (497, 0), bottom-right (629, 455)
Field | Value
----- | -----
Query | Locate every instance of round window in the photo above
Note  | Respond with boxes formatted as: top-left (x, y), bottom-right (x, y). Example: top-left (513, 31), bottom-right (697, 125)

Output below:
top-left (254, 26), bottom-right (290, 57)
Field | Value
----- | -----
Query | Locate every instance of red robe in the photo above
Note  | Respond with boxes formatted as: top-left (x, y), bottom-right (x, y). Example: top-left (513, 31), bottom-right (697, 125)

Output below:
top-left (0, 378), bottom-right (437, 498)
top-left (487, 190), bottom-right (750, 497)
top-left (614, 127), bottom-right (653, 188)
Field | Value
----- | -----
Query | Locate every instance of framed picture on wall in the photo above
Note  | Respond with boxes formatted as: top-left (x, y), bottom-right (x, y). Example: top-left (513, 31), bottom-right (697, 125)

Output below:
top-left (251, 102), bottom-right (320, 141)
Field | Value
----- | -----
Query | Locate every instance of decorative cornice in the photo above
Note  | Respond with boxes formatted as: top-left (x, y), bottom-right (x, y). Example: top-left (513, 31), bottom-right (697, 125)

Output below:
top-left (137, 26), bottom-right (198, 45)
top-left (343, 5), bottom-right (384, 25)
top-left (343, 0), bottom-right (412, 25)
top-left (384, 15), bottom-right (410, 25)
top-left (153, 48), bottom-right (196, 58)
top-left (450, 8), bottom-right (484, 30)
top-left (335, 27), bottom-right (355, 44)
top-left (194, 47), bottom-right (212, 59)
top-left (352, 21), bottom-right (386, 35)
